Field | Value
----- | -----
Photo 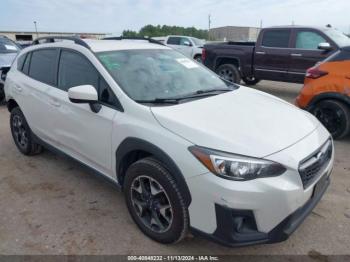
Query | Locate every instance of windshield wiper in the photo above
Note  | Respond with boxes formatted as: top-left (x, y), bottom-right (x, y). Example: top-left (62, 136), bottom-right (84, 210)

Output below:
top-left (135, 88), bottom-right (233, 105)
top-left (135, 98), bottom-right (180, 104)
top-left (195, 88), bottom-right (232, 95)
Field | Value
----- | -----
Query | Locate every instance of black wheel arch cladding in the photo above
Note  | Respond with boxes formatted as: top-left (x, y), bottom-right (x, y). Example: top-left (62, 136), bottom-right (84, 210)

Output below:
top-left (306, 92), bottom-right (350, 110)
top-left (115, 137), bottom-right (192, 207)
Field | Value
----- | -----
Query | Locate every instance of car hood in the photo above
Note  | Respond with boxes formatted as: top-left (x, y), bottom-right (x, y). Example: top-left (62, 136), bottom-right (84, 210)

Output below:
top-left (0, 53), bottom-right (17, 68)
top-left (151, 86), bottom-right (320, 158)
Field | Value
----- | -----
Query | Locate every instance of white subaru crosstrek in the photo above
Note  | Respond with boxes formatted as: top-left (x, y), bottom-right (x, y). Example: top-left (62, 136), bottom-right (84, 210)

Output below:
top-left (4, 36), bottom-right (334, 247)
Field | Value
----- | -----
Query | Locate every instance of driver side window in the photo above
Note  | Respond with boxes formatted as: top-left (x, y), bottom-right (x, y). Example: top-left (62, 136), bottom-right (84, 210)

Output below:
top-left (58, 50), bottom-right (118, 107)
top-left (180, 37), bottom-right (191, 46)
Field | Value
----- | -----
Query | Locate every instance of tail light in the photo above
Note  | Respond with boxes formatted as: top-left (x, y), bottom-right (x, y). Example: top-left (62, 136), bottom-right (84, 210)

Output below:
top-left (305, 66), bottom-right (328, 79)
top-left (202, 48), bottom-right (206, 62)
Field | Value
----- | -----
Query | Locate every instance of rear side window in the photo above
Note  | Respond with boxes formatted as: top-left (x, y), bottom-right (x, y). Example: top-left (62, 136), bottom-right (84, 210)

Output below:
top-left (167, 37), bottom-right (181, 45)
top-left (58, 50), bottom-right (98, 91)
top-left (296, 31), bottom-right (327, 50)
top-left (29, 49), bottom-right (58, 86)
top-left (262, 30), bottom-right (291, 48)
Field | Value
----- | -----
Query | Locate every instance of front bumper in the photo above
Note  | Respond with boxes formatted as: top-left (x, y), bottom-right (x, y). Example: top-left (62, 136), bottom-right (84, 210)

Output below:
top-left (191, 174), bottom-right (330, 247)
top-left (186, 125), bottom-right (333, 247)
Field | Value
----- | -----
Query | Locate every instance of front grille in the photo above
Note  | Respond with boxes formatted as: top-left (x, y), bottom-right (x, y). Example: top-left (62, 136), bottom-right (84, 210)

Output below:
top-left (298, 139), bottom-right (332, 189)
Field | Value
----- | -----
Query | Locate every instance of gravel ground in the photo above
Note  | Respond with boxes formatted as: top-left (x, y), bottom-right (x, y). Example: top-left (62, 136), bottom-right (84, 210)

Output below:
top-left (0, 81), bottom-right (349, 255)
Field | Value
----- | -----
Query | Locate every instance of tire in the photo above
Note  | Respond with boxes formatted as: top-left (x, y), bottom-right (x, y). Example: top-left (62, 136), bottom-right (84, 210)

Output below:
top-left (10, 107), bottom-right (43, 155)
top-left (0, 84), bottom-right (4, 102)
top-left (242, 76), bottom-right (260, 86)
top-left (124, 157), bottom-right (189, 244)
top-left (194, 55), bottom-right (202, 63)
top-left (311, 100), bottom-right (350, 139)
top-left (216, 64), bottom-right (241, 84)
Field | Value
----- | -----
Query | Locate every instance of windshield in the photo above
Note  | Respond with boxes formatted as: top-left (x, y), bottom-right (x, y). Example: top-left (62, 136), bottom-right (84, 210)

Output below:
top-left (324, 29), bottom-right (350, 47)
top-left (0, 38), bottom-right (20, 54)
top-left (191, 37), bottom-right (204, 46)
top-left (97, 49), bottom-right (232, 102)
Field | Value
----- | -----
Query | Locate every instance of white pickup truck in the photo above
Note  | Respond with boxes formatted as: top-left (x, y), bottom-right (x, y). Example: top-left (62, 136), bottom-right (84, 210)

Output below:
top-left (153, 35), bottom-right (204, 62)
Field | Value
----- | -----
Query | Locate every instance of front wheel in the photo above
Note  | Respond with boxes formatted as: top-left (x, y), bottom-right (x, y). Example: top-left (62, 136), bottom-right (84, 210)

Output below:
top-left (216, 64), bottom-right (241, 84)
top-left (311, 100), bottom-right (350, 139)
top-left (124, 157), bottom-right (189, 244)
top-left (242, 76), bottom-right (260, 86)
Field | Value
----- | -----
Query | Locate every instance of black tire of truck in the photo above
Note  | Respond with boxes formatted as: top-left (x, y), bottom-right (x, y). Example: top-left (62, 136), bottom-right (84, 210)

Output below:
top-left (242, 76), bottom-right (261, 86)
top-left (216, 64), bottom-right (241, 84)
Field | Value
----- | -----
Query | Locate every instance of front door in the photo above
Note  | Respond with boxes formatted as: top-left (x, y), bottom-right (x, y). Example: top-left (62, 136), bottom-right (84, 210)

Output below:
top-left (288, 29), bottom-right (336, 83)
top-left (47, 49), bottom-right (118, 175)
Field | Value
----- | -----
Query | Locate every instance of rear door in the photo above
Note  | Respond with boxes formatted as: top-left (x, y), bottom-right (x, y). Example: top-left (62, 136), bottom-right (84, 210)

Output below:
top-left (15, 49), bottom-right (59, 143)
top-left (47, 49), bottom-right (119, 175)
top-left (288, 29), bottom-right (336, 83)
top-left (254, 29), bottom-right (292, 82)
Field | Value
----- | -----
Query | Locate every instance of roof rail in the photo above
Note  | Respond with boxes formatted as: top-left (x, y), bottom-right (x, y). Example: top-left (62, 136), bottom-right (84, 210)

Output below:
top-left (102, 36), bottom-right (165, 46)
top-left (32, 36), bottom-right (91, 49)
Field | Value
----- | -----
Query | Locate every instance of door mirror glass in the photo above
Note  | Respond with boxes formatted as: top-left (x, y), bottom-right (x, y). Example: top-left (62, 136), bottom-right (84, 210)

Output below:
top-left (68, 85), bottom-right (98, 103)
top-left (183, 40), bottom-right (192, 47)
top-left (318, 42), bottom-right (332, 51)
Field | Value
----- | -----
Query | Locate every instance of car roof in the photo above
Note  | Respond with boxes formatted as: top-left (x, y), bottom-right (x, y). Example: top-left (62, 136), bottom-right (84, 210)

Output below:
top-left (84, 39), bottom-right (170, 53)
top-left (264, 25), bottom-right (329, 31)
top-left (26, 38), bottom-right (171, 54)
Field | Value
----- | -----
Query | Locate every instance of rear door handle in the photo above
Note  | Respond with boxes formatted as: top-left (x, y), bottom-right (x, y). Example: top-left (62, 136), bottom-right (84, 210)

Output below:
top-left (14, 85), bottom-right (23, 92)
top-left (256, 51), bottom-right (266, 55)
top-left (291, 53), bottom-right (303, 57)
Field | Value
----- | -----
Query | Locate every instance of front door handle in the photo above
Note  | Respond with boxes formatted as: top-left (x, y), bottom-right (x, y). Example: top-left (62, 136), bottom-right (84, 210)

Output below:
top-left (256, 51), bottom-right (266, 55)
top-left (50, 99), bottom-right (61, 107)
top-left (291, 53), bottom-right (303, 57)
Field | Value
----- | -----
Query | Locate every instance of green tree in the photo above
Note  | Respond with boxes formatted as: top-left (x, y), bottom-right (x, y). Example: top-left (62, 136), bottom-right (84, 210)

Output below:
top-left (122, 25), bottom-right (208, 39)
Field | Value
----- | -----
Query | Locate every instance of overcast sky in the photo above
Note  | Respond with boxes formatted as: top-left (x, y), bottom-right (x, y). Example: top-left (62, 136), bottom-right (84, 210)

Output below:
top-left (1, 0), bottom-right (349, 35)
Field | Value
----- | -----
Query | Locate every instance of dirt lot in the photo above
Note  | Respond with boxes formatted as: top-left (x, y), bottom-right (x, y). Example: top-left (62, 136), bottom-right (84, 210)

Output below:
top-left (0, 81), bottom-right (349, 255)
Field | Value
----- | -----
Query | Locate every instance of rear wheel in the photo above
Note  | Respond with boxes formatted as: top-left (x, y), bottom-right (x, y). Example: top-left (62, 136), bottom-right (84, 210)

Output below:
top-left (216, 64), bottom-right (241, 84)
top-left (242, 76), bottom-right (260, 86)
top-left (124, 157), bottom-right (188, 244)
top-left (0, 84), bottom-right (4, 102)
top-left (10, 107), bottom-right (43, 155)
top-left (311, 100), bottom-right (350, 139)
top-left (194, 55), bottom-right (202, 63)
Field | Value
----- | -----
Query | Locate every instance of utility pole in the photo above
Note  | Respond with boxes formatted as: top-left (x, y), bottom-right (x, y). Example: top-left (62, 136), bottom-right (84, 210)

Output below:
top-left (34, 21), bottom-right (39, 38)
top-left (260, 20), bottom-right (263, 29)
top-left (208, 14), bottom-right (211, 40)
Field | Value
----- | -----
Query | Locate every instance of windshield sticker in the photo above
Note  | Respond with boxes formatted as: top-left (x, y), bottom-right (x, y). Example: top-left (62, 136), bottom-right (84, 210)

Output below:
top-left (176, 58), bottom-right (199, 69)
top-left (5, 45), bottom-right (17, 51)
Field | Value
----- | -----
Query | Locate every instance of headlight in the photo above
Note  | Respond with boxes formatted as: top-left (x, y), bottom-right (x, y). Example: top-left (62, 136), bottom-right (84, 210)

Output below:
top-left (189, 146), bottom-right (286, 181)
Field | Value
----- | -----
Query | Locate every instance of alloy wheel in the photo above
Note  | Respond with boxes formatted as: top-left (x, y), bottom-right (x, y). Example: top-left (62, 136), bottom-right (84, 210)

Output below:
top-left (130, 175), bottom-right (173, 233)
top-left (219, 68), bottom-right (234, 82)
top-left (12, 115), bottom-right (28, 149)
top-left (314, 107), bottom-right (343, 134)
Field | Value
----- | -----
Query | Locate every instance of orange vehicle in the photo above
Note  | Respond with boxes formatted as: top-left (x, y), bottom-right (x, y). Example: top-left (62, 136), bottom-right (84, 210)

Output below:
top-left (296, 47), bottom-right (350, 139)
